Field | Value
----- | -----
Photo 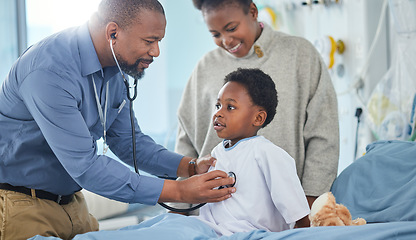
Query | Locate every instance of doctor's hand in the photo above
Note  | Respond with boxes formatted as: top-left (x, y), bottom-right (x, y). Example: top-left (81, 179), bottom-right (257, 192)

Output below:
top-left (159, 170), bottom-right (235, 204)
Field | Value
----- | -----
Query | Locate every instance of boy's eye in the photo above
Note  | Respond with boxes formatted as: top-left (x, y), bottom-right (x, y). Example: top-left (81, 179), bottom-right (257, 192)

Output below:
top-left (212, 33), bottom-right (220, 38)
top-left (215, 103), bottom-right (221, 110)
top-left (227, 105), bottom-right (235, 110)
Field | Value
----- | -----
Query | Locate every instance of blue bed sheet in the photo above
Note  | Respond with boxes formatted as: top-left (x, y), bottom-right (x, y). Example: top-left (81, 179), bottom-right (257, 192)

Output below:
top-left (29, 213), bottom-right (416, 240)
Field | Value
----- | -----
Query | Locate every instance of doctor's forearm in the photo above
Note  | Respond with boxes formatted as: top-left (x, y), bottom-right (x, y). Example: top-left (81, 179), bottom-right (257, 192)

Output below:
top-left (158, 179), bottom-right (182, 203)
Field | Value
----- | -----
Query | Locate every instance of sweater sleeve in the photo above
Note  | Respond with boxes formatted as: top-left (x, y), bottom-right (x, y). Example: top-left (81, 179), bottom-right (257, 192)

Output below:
top-left (175, 121), bottom-right (199, 158)
top-left (301, 47), bottom-right (340, 197)
top-left (175, 71), bottom-right (199, 158)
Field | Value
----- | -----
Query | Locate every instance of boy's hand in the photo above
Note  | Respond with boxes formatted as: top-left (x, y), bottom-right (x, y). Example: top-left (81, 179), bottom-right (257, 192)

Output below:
top-left (195, 154), bottom-right (217, 174)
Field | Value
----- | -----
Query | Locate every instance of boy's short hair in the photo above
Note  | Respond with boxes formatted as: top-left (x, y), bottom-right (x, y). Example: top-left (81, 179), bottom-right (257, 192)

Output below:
top-left (224, 68), bottom-right (278, 128)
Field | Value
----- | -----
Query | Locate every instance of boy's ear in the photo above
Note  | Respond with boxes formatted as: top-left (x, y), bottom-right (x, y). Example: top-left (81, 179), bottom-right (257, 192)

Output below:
top-left (253, 110), bottom-right (267, 127)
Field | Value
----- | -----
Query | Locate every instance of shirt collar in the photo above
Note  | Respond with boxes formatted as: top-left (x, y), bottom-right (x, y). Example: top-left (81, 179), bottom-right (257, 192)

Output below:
top-left (77, 22), bottom-right (119, 79)
top-left (222, 135), bottom-right (260, 151)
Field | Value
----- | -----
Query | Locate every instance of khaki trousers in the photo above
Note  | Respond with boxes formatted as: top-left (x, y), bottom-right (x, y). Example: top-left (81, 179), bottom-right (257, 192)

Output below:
top-left (0, 190), bottom-right (99, 240)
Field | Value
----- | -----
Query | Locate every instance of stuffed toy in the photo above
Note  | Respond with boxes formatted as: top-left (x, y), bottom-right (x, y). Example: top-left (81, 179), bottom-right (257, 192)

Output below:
top-left (309, 192), bottom-right (367, 227)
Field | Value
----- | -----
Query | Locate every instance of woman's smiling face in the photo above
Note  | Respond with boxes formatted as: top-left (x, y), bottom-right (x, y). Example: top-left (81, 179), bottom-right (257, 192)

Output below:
top-left (202, 3), bottom-right (261, 58)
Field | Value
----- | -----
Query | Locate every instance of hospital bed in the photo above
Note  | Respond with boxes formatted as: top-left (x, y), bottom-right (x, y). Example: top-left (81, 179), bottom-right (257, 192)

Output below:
top-left (30, 140), bottom-right (416, 239)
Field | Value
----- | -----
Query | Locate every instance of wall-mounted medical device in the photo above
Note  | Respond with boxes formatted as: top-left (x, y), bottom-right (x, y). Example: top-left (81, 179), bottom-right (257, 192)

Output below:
top-left (314, 36), bottom-right (345, 69)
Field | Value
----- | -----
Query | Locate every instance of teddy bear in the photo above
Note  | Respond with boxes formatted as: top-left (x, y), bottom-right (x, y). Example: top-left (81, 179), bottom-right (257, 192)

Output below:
top-left (309, 192), bottom-right (367, 227)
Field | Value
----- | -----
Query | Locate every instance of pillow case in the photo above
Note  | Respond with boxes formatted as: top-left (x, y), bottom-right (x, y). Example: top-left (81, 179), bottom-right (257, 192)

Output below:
top-left (331, 140), bottom-right (416, 222)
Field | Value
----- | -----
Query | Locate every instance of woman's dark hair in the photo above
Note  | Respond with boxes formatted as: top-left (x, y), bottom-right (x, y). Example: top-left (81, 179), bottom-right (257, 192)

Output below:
top-left (192, 0), bottom-right (252, 14)
top-left (98, 0), bottom-right (165, 28)
top-left (224, 68), bottom-right (278, 128)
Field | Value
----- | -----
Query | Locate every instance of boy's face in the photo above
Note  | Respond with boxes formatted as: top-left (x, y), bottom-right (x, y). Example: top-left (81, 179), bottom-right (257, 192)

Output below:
top-left (213, 81), bottom-right (262, 146)
top-left (203, 3), bottom-right (260, 58)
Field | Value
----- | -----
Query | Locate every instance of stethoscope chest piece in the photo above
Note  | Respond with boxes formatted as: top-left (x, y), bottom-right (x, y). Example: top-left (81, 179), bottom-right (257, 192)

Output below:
top-left (219, 171), bottom-right (236, 189)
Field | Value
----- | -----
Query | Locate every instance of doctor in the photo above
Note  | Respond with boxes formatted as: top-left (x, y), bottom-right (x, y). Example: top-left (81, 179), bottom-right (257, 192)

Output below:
top-left (0, 0), bottom-right (235, 239)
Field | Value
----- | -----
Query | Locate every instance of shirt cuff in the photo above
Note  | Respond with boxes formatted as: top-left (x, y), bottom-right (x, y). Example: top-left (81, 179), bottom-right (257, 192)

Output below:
top-left (153, 150), bottom-right (183, 178)
top-left (131, 175), bottom-right (165, 205)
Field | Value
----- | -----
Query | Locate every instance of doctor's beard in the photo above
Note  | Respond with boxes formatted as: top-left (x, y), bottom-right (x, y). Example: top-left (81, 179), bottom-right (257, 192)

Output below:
top-left (116, 55), bottom-right (151, 80)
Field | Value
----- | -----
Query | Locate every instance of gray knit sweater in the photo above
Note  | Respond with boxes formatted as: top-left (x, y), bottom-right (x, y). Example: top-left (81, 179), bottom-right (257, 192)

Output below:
top-left (175, 23), bottom-right (339, 197)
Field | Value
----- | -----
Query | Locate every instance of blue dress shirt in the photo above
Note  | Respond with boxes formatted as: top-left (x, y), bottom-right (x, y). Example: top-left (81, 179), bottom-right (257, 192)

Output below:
top-left (0, 22), bottom-right (183, 205)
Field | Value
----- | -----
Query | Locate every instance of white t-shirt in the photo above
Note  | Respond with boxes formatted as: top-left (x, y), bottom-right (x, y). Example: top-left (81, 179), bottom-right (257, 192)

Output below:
top-left (195, 136), bottom-right (310, 236)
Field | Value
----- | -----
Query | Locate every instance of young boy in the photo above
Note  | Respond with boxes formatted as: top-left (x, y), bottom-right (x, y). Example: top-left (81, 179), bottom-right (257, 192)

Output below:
top-left (195, 68), bottom-right (310, 236)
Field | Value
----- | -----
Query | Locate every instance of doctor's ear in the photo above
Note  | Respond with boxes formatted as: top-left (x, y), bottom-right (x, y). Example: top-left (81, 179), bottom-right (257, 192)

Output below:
top-left (106, 22), bottom-right (119, 41)
top-left (253, 110), bottom-right (267, 127)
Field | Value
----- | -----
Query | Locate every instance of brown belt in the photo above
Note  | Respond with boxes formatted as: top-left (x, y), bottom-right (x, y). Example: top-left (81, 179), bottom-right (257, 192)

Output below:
top-left (0, 183), bottom-right (73, 205)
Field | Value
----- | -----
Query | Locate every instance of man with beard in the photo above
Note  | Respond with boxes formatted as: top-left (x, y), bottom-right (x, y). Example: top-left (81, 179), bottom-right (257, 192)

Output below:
top-left (0, 0), bottom-right (235, 239)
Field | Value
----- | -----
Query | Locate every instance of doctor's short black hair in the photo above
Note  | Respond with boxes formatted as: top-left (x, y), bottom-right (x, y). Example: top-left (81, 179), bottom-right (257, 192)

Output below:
top-left (98, 0), bottom-right (164, 28)
top-left (224, 68), bottom-right (278, 128)
top-left (192, 0), bottom-right (253, 14)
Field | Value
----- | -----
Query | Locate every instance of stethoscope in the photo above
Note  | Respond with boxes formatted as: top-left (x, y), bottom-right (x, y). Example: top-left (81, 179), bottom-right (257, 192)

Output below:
top-left (105, 35), bottom-right (235, 213)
